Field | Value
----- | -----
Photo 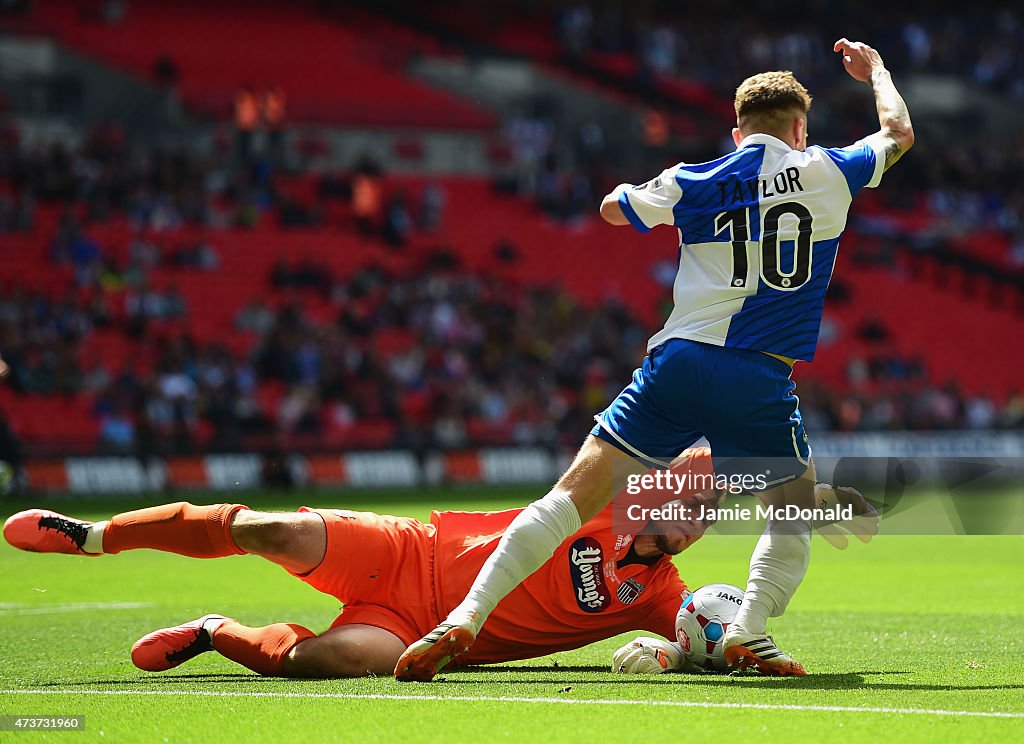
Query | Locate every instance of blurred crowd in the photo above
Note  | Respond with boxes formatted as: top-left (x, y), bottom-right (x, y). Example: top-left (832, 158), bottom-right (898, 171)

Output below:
top-left (0, 133), bottom-right (1021, 458)
top-left (382, 1), bottom-right (1024, 263)
top-left (550, 2), bottom-right (1024, 100)
top-left (247, 260), bottom-right (1024, 441)
top-left (0, 129), bottom-right (451, 246)
top-left (1, 244), bottom-right (1022, 460)
top-left (800, 381), bottom-right (1024, 433)
top-left (553, 0), bottom-right (1024, 264)
top-left (2, 0), bottom-right (1024, 458)
top-left (0, 126), bottom-right (271, 233)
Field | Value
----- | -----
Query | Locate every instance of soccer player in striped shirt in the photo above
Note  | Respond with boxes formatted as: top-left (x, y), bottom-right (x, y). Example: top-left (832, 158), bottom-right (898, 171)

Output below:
top-left (396, 38), bottom-right (912, 679)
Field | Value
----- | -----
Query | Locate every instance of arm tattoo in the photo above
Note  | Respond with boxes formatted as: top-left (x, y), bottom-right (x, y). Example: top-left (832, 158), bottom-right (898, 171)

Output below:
top-left (883, 139), bottom-right (904, 171)
top-left (870, 70), bottom-right (913, 172)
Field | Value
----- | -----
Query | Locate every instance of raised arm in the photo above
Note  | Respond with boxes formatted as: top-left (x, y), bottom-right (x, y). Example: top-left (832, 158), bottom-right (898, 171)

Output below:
top-left (834, 38), bottom-right (915, 171)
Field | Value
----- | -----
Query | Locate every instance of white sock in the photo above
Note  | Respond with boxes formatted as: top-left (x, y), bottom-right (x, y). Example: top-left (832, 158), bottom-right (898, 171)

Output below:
top-left (445, 491), bottom-right (582, 635)
top-left (82, 521), bottom-right (109, 554)
top-left (202, 615), bottom-right (229, 638)
top-left (732, 518), bottom-right (811, 636)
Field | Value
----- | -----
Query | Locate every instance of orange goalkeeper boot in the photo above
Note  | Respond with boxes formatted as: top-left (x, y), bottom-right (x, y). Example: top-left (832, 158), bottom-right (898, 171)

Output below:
top-left (131, 615), bottom-right (231, 672)
top-left (3, 509), bottom-right (100, 556)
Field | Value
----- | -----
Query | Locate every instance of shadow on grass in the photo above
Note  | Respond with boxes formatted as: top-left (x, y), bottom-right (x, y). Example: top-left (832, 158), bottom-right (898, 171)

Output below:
top-left (439, 667), bottom-right (1024, 693)
top-left (34, 674), bottom-right (323, 686)
top-left (28, 670), bottom-right (1024, 694)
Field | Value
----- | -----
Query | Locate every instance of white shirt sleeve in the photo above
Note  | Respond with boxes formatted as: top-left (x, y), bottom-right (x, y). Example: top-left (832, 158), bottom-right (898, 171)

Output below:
top-left (861, 138), bottom-right (887, 189)
top-left (617, 167), bottom-right (683, 232)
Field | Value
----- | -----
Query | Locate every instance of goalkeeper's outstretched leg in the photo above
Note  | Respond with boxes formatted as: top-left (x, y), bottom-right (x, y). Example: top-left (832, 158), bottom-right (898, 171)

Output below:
top-left (4, 503), bottom-right (411, 677)
top-left (3, 502), bottom-right (327, 574)
top-left (131, 616), bottom-right (404, 677)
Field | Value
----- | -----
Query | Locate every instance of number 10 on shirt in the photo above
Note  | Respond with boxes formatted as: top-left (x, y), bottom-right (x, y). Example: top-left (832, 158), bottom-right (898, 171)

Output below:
top-left (715, 202), bottom-right (815, 291)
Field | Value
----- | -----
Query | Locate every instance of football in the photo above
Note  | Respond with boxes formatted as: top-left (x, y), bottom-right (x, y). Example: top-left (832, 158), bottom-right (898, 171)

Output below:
top-left (675, 583), bottom-right (745, 671)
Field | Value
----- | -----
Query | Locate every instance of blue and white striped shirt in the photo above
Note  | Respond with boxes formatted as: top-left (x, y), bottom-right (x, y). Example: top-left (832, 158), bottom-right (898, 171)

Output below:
top-left (619, 133), bottom-right (885, 361)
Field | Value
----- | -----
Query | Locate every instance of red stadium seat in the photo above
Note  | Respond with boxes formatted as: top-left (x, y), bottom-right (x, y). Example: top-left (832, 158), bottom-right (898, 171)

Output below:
top-left (3, 173), bottom-right (1021, 452)
top-left (34, 0), bottom-right (496, 131)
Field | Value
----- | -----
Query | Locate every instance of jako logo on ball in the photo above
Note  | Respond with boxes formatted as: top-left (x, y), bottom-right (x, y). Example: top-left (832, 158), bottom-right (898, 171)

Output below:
top-left (569, 537), bottom-right (611, 612)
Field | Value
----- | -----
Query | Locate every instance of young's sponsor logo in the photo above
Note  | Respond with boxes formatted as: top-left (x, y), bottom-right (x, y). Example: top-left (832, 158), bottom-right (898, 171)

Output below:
top-left (568, 537), bottom-right (611, 613)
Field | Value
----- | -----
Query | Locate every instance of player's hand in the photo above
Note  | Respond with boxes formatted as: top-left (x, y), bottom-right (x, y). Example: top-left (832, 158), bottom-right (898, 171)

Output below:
top-left (611, 636), bottom-right (684, 674)
top-left (833, 38), bottom-right (885, 83)
top-left (813, 483), bottom-right (879, 549)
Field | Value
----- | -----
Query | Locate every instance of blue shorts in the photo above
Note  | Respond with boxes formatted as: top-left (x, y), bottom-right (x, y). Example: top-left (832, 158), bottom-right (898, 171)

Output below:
top-left (591, 338), bottom-right (810, 486)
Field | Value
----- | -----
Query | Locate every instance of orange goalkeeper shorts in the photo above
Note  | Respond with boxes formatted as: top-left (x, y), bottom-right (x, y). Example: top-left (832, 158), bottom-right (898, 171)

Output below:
top-left (290, 508), bottom-right (440, 646)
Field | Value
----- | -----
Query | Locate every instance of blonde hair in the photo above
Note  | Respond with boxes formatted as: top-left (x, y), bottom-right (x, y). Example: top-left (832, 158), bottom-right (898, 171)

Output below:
top-left (734, 71), bottom-right (812, 136)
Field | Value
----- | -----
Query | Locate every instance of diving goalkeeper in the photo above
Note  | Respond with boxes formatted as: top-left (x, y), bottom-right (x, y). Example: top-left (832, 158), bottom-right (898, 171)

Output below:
top-left (5, 451), bottom-right (726, 677)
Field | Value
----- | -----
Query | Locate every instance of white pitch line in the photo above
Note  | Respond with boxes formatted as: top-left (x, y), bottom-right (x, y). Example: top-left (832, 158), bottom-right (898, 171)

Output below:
top-left (0, 689), bottom-right (1021, 719)
top-left (0, 602), bottom-right (153, 616)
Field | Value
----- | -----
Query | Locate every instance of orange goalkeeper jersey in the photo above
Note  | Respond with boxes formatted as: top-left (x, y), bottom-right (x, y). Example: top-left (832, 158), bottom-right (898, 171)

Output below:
top-left (431, 505), bottom-right (691, 665)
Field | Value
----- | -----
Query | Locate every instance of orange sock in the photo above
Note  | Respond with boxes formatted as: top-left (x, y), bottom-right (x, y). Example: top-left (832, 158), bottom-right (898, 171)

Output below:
top-left (103, 502), bottom-right (249, 558)
top-left (212, 621), bottom-right (316, 676)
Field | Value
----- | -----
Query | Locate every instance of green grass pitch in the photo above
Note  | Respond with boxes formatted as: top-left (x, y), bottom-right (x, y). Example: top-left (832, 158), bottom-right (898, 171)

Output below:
top-left (1, 488), bottom-right (1022, 742)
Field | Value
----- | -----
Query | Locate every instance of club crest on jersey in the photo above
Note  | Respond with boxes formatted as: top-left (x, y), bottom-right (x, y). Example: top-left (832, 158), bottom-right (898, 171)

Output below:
top-left (568, 537), bottom-right (611, 613)
top-left (616, 578), bottom-right (646, 605)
